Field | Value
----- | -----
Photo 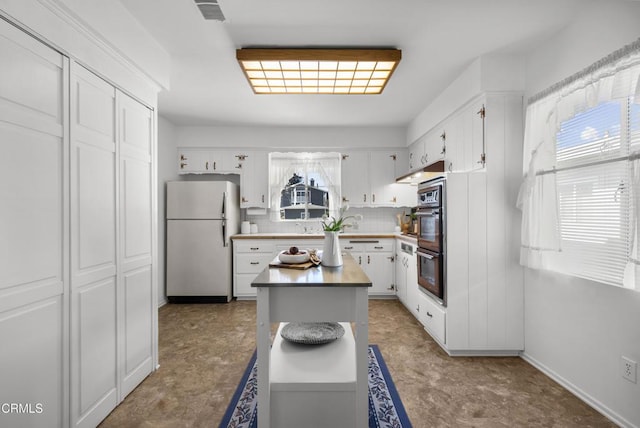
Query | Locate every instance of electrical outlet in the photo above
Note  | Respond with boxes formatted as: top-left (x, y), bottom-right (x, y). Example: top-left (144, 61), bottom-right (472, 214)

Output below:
top-left (622, 356), bottom-right (637, 383)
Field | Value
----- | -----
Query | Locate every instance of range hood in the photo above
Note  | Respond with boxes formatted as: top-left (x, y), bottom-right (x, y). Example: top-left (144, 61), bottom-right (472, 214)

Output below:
top-left (395, 160), bottom-right (445, 184)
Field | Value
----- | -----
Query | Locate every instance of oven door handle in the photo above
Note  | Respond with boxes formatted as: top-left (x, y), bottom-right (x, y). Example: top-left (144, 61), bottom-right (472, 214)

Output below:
top-left (416, 209), bottom-right (439, 216)
top-left (417, 250), bottom-right (435, 259)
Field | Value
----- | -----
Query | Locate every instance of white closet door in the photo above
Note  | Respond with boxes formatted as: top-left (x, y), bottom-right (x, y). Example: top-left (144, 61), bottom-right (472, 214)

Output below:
top-left (0, 18), bottom-right (67, 428)
top-left (70, 63), bottom-right (118, 428)
top-left (117, 91), bottom-right (154, 399)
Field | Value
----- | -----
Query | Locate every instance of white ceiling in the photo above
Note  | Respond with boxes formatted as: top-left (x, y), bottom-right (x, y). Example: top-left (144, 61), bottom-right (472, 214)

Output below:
top-left (121, 0), bottom-right (595, 127)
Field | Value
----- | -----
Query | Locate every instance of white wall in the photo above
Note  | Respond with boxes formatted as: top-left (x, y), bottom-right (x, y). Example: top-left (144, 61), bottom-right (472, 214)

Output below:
top-left (175, 125), bottom-right (406, 149)
top-left (521, 2), bottom-right (640, 427)
top-left (0, 0), bottom-right (170, 104)
top-left (407, 54), bottom-right (525, 144)
top-left (157, 116), bottom-right (179, 306)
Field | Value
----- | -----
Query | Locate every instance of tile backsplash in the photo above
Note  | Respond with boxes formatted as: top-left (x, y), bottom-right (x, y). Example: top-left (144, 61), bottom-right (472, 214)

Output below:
top-left (244, 207), bottom-right (412, 234)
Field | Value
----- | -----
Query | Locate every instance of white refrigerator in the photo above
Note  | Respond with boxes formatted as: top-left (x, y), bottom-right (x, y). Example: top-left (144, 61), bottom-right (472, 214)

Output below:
top-left (166, 181), bottom-right (239, 302)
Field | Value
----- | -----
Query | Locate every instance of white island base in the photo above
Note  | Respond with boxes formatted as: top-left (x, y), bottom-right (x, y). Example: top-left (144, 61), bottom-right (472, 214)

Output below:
top-left (270, 322), bottom-right (356, 428)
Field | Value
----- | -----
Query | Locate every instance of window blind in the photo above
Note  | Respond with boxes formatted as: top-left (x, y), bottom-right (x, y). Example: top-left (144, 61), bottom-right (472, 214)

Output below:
top-left (552, 98), bottom-right (636, 286)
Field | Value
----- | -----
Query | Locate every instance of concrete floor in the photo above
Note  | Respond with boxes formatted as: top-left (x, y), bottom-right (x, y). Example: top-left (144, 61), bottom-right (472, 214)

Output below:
top-left (99, 299), bottom-right (614, 427)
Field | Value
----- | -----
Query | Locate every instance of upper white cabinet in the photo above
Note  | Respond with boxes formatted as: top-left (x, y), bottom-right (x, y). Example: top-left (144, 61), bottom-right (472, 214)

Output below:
top-left (341, 151), bottom-right (369, 205)
top-left (178, 148), bottom-right (239, 173)
top-left (341, 151), bottom-right (413, 207)
top-left (403, 96), bottom-right (487, 175)
top-left (238, 151), bottom-right (269, 208)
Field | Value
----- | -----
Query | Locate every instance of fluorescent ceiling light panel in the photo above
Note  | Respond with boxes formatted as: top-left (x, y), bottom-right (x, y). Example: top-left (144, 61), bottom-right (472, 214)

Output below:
top-left (236, 49), bottom-right (401, 95)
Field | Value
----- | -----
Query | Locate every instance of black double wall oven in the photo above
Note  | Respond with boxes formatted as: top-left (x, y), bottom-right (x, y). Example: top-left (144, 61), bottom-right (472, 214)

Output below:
top-left (416, 177), bottom-right (446, 306)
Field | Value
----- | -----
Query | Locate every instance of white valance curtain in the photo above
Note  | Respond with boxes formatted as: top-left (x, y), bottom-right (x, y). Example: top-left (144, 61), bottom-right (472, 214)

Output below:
top-left (268, 152), bottom-right (341, 221)
top-left (518, 38), bottom-right (640, 289)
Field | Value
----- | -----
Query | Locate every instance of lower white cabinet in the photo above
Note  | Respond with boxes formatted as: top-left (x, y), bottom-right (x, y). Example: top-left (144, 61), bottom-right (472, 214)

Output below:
top-left (234, 242), bottom-right (275, 298)
top-left (340, 239), bottom-right (395, 297)
top-left (395, 239), bottom-right (419, 316)
top-left (233, 237), bottom-right (396, 298)
top-left (418, 291), bottom-right (446, 345)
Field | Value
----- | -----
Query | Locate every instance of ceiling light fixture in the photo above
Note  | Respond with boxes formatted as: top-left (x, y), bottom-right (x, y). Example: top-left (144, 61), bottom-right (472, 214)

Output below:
top-left (236, 48), bottom-right (401, 94)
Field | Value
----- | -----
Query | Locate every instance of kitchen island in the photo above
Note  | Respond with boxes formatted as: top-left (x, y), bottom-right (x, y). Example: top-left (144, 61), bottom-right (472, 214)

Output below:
top-left (251, 254), bottom-right (372, 428)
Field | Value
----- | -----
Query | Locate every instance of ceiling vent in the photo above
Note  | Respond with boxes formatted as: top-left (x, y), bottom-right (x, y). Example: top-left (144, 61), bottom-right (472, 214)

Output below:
top-left (194, 0), bottom-right (225, 22)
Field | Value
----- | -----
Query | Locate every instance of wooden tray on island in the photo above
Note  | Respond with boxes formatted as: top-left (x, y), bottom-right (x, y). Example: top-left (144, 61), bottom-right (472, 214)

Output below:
top-left (269, 258), bottom-right (316, 270)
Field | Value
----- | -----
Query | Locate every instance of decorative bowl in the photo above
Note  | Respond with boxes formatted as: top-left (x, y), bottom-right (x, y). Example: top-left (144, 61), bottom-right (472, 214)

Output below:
top-left (278, 250), bottom-right (310, 264)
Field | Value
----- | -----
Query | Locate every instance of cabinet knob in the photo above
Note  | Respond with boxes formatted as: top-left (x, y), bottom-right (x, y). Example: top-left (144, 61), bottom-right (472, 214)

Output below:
top-left (205, 161), bottom-right (209, 170)
top-left (367, 255), bottom-right (370, 264)
top-left (363, 194), bottom-right (367, 202)
top-left (213, 161), bottom-right (217, 170)
top-left (250, 262), bottom-right (260, 265)
top-left (236, 163), bottom-right (242, 169)
top-left (262, 195), bottom-right (265, 203)
top-left (372, 194), bottom-right (375, 203)
top-left (426, 311), bottom-right (433, 318)
top-left (180, 162), bottom-right (187, 169)
top-left (342, 196), bottom-right (349, 203)
top-left (180, 154), bottom-right (188, 161)
top-left (242, 197), bottom-right (248, 203)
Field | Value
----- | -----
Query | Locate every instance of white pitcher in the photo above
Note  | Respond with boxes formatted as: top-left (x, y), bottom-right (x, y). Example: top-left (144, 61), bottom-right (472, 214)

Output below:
top-left (321, 231), bottom-right (343, 267)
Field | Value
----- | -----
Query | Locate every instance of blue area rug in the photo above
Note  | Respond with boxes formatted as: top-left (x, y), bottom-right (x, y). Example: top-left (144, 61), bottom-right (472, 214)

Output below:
top-left (219, 345), bottom-right (412, 428)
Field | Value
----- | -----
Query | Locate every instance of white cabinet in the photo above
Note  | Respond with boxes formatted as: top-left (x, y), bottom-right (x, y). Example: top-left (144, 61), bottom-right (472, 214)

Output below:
top-left (70, 64), bottom-right (156, 427)
top-left (341, 152), bottom-right (369, 205)
top-left (341, 239), bottom-right (395, 296)
top-left (177, 149), bottom-right (239, 174)
top-left (395, 247), bottom-right (407, 306)
top-left (396, 94), bottom-right (523, 355)
top-left (424, 127), bottom-right (446, 166)
top-left (233, 237), bottom-right (396, 299)
top-left (368, 151), bottom-right (399, 206)
top-left (233, 241), bottom-right (276, 298)
top-left (457, 98), bottom-right (486, 172)
top-left (408, 138), bottom-right (425, 170)
top-left (419, 291), bottom-right (446, 345)
top-left (341, 151), bottom-right (413, 207)
top-left (396, 239), bottom-right (419, 318)
top-left (433, 96), bottom-right (523, 355)
top-left (238, 151), bottom-right (269, 208)
top-left (0, 20), bottom-right (67, 428)
top-left (233, 239), bottom-right (321, 298)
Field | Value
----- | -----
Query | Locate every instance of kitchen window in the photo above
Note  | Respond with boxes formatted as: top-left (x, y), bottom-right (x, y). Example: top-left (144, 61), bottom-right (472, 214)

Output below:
top-left (269, 152), bottom-right (341, 221)
top-left (518, 40), bottom-right (640, 290)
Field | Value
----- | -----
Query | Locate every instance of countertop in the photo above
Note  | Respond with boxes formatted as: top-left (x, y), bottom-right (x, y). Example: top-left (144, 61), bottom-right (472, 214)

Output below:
top-left (232, 232), bottom-right (416, 240)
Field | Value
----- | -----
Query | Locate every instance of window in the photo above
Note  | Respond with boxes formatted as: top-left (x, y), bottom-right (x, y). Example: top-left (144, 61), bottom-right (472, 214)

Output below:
top-left (519, 43), bottom-right (640, 291)
top-left (553, 100), bottom-right (633, 286)
top-left (268, 152), bottom-right (341, 221)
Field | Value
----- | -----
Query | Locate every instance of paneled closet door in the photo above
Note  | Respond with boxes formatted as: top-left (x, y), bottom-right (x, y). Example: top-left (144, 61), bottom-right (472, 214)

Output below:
top-left (69, 62), bottom-right (118, 428)
top-left (117, 92), bottom-right (154, 399)
top-left (0, 18), bottom-right (67, 428)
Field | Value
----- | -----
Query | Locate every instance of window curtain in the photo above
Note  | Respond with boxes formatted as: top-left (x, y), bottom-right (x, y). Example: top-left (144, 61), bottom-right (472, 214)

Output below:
top-left (268, 152), bottom-right (341, 221)
top-left (518, 38), bottom-right (640, 279)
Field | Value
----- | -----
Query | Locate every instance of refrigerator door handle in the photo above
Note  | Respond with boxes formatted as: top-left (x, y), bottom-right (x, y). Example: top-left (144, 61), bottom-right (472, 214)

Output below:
top-left (221, 191), bottom-right (227, 219)
top-left (222, 219), bottom-right (228, 247)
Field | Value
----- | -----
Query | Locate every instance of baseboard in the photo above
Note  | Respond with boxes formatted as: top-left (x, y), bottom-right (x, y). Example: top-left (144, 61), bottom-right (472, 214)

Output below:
top-left (521, 352), bottom-right (636, 428)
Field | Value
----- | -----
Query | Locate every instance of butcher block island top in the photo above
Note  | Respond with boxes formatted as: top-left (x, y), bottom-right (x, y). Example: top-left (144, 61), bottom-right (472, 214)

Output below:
top-left (251, 254), bottom-right (372, 288)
